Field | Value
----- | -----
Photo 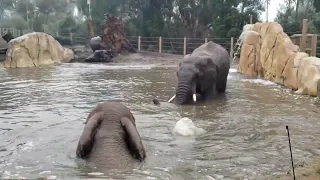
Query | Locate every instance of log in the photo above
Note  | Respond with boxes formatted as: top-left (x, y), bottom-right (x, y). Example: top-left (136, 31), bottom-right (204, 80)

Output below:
top-left (100, 14), bottom-right (136, 54)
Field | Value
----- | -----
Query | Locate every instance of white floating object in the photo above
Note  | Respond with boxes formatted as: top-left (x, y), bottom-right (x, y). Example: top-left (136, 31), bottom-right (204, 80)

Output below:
top-left (173, 117), bottom-right (206, 136)
top-left (47, 176), bottom-right (57, 180)
top-left (88, 172), bottom-right (104, 176)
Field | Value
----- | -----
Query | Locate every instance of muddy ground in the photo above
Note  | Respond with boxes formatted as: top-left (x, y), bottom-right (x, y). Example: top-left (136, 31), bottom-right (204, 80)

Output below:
top-left (264, 157), bottom-right (320, 180)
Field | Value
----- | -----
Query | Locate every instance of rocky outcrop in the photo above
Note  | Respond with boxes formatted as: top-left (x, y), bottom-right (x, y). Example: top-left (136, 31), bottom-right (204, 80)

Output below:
top-left (3, 32), bottom-right (74, 68)
top-left (238, 22), bottom-right (320, 98)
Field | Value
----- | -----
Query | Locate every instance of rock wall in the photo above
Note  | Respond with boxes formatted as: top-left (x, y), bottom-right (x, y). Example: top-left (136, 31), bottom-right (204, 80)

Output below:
top-left (238, 22), bottom-right (320, 98)
top-left (3, 32), bottom-right (74, 68)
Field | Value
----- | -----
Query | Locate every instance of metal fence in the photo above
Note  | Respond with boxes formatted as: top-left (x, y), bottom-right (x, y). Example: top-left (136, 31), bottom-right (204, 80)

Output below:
top-left (1, 27), bottom-right (319, 58)
top-left (126, 36), bottom-right (236, 56)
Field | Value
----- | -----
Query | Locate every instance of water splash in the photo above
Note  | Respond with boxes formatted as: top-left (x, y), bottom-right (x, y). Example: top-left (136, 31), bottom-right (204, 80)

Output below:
top-left (173, 117), bottom-right (206, 136)
top-left (241, 78), bottom-right (276, 86)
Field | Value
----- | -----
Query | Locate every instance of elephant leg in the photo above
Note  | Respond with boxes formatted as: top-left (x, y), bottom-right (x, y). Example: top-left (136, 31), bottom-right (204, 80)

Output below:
top-left (76, 112), bottom-right (104, 158)
top-left (216, 76), bottom-right (227, 93)
top-left (201, 85), bottom-right (215, 100)
top-left (121, 117), bottom-right (146, 161)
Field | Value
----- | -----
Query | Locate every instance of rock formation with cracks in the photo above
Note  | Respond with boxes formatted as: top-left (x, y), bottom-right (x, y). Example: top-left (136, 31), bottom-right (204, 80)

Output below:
top-left (238, 22), bottom-right (320, 98)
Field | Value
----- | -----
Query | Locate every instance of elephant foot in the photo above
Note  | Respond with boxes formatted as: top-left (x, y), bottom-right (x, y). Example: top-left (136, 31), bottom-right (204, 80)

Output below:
top-left (216, 83), bottom-right (227, 93)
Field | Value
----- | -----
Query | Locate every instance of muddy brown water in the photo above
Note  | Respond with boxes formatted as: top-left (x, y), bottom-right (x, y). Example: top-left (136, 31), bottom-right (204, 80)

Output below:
top-left (1, 53), bottom-right (320, 180)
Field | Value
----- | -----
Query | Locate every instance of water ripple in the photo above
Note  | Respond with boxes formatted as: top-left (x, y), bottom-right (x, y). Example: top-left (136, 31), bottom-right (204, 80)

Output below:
top-left (0, 62), bottom-right (320, 179)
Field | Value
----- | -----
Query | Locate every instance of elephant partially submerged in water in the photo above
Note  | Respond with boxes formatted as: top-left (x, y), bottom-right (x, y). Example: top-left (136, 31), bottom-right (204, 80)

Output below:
top-left (76, 101), bottom-right (146, 170)
top-left (168, 41), bottom-right (231, 105)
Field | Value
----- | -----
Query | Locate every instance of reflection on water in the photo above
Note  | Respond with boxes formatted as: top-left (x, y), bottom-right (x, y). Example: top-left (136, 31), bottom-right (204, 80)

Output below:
top-left (0, 61), bottom-right (320, 180)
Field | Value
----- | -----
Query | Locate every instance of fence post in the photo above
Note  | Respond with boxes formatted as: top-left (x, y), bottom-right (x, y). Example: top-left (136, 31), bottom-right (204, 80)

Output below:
top-left (300, 19), bottom-right (308, 52)
top-left (69, 32), bottom-right (73, 45)
top-left (311, 34), bottom-right (317, 57)
top-left (56, 31), bottom-right (59, 37)
top-left (205, 38), bottom-right (208, 43)
top-left (159, 36), bottom-right (162, 53)
top-left (138, 36), bottom-right (141, 51)
top-left (183, 37), bottom-right (187, 55)
top-left (230, 37), bottom-right (234, 58)
top-left (250, 15), bottom-right (253, 24)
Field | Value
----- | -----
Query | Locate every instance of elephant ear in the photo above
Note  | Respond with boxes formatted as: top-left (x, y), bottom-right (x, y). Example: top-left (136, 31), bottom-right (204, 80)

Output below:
top-left (121, 117), bottom-right (146, 161)
top-left (199, 57), bottom-right (219, 92)
top-left (84, 104), bottom-right (102, 124)
top-left (76, 112), bottom-right (104, 158)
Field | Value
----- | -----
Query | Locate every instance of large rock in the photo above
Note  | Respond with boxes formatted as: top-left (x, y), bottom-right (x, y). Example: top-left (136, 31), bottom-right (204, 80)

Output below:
top-left (238, 22), bottom-right (320, 98)
top-left (295, 56), bottom-right (320, 97)
top-left (3, 32), bottom-right (74, 68)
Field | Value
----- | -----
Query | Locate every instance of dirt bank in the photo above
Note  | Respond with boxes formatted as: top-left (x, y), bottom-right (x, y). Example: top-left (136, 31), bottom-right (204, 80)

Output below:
top-left (66, 45), bottom-right (183, 66)
top-left (266, 156), bottom-right (320, 180)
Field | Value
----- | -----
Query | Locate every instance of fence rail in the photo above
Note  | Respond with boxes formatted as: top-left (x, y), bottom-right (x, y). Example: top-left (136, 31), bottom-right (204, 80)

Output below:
top-left (126, 36), bottom-right (236, 56)
top-left (1, 27), bottom-right (319, 58)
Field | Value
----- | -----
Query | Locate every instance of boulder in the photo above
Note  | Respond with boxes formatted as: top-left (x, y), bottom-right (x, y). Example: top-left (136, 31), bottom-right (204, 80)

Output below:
top-left (295, 57), bottom-right (320, 97)
top-left (238, 30), bottom-right (261, 77)
top-left (237, 22), bottom-right (320, 98)
top-left (3, 32), bottom-right (74, 68)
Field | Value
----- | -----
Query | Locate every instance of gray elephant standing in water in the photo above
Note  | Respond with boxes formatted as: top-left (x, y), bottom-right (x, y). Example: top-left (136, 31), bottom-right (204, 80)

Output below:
top-left (168, 41), bottom-right (230, 105)
top-left (76, 101), bottom-right (146, 170)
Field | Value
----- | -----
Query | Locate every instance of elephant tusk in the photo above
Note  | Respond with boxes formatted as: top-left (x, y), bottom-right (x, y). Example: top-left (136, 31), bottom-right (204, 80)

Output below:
top-left (168, 95), bottom-right (176, 103)
top-left (193, 94), bottom-right (197, 102)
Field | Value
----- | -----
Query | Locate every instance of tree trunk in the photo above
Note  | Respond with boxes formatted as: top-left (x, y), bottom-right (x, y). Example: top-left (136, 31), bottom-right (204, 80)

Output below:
top-left (296, 0), bottom-right (300, 22)
top-left (100, 14), bottom-right (136, 54)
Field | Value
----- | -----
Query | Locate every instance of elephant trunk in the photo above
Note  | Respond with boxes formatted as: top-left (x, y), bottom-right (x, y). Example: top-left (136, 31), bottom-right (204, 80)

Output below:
top-left (174, 80), bottom-right (197, 105)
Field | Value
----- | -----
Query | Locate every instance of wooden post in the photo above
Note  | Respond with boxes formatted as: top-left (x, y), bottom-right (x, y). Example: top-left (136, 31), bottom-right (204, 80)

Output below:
top-left (69, 32), bottom-right (73, 45)
top-left (300, 19), bottom-right (308, 52)
top-left (311, 34), bottom-right (317, 57)
top-left (159, 36), bottom-right (162, 53)
top-left (205, 38), bottom-right (208, 43)
top-left (250, 15), bottom-right (253, 24)
top-left (138, 36), bottom-right (141, 51)
top-left (230, 37), bottom-right (234, 58)
top-left (183, 37), bottom-right (187, 55)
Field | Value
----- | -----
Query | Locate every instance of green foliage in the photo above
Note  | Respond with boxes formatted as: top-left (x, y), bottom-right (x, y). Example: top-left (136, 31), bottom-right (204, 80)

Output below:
top-left (275, 0), bottom-right (320, 34)
top-left (72, 0), bottom-right (266, 39)
top-left (1, 0), bottom-right (267, 42)
top-left (0, 15), bottom-right (28, 29)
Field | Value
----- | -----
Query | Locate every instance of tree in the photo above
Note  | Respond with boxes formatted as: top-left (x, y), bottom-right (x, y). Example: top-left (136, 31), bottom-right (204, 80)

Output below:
top-left (275, 0), bottom-right (320, 34)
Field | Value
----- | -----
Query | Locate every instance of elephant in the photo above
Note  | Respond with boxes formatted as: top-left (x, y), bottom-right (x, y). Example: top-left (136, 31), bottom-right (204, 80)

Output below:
top-left (76, 101), bottom-right (146, 170)
top-left (84, 50), bottom-right (115, 63)
top-left (89, 36), bottom-right (102, 52)
top-left (168, 41), bottom-right (230, 105)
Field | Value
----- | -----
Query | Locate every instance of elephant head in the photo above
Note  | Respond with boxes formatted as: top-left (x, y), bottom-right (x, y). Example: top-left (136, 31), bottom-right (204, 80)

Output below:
top-left (168, 55), bottom-right (219, 105)
top-left (76, 101), bottom-right (146, 170)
